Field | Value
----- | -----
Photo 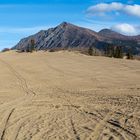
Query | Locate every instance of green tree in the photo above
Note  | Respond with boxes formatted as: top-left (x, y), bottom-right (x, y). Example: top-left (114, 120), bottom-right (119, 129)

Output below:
top-left (30, 39), bottom-right (35, 52)
top-left (26, 44), bottom-right (30, 52)
top-left (88, 46), bottom-right (93, 56)
top-left (114, 46), bottom-right (123, 58)
top-left (105, 44), bottom-right (114, 57)
top-left (126, 49), bottom-right (133, 59)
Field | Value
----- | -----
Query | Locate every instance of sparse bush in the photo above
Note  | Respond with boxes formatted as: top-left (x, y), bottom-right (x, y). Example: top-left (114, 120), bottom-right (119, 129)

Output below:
top-left (25, 39), bottom-right (35, 53)
top-left (26, 44), bottom-right (30, 52)
top-left (126, 52), bottom-right (133, 59)
top-left (88, 46), bottom-right (93, 56)
top-left (126, 48), bottom-right (133, 59)
top-left (30, 39), bottom-right (35, 52)
top-left (49, 49), bottom-right (55, 52)
top-left (134, 55), bottom-right (140, 60)
top-left (1, 48), bottom-right (10, 52)
top-left (16, 49), bottom-right (25, 53)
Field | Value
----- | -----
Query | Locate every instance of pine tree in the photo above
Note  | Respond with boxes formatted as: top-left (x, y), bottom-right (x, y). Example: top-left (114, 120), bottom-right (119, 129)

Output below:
top-left (26, 44), bottom-right (30, 52)
top-left (126, 49), bottom-right (133, 59)
top-left (114, 46), bottom-right (123, 58)
top-left (30, 39), bottom-right (35, 52)
top-left (105, 44), bottom-right (114, 57)
top-left (88, 46), bottom-right (93, 56)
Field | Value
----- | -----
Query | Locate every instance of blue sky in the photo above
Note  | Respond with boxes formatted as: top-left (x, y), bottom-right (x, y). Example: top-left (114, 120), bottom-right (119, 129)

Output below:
top-left (0, 0), bottom-right (140, 50)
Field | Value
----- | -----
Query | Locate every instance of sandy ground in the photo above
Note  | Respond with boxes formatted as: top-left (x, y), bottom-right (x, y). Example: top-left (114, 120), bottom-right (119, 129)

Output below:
top-left (0, 51), bottom-right (139, 140)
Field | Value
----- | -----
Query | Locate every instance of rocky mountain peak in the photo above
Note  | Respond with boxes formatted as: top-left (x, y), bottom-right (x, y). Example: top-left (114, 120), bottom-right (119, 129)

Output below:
top-left (13, 22), bottom-right (140, 54)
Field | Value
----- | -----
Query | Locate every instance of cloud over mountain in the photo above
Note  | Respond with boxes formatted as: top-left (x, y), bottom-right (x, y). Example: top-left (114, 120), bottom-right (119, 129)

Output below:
top-left (87, 2), bottom-right (140, 18)
top-left (111, 23), bottom-right (140, 36)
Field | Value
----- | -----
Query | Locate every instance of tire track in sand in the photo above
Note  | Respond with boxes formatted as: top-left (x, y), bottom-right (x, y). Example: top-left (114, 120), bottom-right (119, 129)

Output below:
top-left (0, 108), bottom-right (15, 140)
top-left (0, 58), bottom-right (37, 140)
top-left (0, 58), bottom-right (36, 96)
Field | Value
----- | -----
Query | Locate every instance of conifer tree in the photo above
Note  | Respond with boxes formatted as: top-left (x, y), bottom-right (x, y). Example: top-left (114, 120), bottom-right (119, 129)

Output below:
top-left (88, 46), bottom-right (93, 56)
top-left (30, 39), bottom-right (35, 52)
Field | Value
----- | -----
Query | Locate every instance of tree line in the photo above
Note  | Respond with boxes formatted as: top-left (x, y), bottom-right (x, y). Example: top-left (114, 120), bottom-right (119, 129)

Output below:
top-left (1, 38), bottom-right (134, 60)
top-left (88, 44), bottom-right (133, 59)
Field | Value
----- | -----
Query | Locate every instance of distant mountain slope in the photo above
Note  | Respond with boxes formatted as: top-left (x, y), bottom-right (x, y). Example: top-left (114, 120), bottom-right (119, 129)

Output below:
top-left (98, 29), bottom-right (140, 41)
top-left (13, 22), bottom-right (140, 54)
top-left (98, 29), bottom-right (130, 40)
top-left (98, 29), bottom-right (140, 54)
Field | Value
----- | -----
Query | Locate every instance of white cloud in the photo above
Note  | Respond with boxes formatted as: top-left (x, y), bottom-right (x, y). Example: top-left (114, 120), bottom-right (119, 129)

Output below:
top-left (124, 5), bottom-right (140, 17)
top-left (87, 2), bottom-right (140, 18)
top-left (111, 23), bottom-right (140, 36)
top-left (87, 2), bottom-right (123, 13)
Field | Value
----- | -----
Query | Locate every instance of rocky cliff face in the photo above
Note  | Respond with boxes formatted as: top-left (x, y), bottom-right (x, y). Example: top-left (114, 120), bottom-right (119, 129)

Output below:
top-left (13, 22), bottom-right (140, 54)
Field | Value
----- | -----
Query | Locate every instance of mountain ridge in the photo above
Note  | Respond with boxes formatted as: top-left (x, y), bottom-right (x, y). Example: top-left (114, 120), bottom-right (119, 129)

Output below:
top-left (98, 28), bottom-right (140, 41)
top-left (13, 22), bottom-right (140, 54)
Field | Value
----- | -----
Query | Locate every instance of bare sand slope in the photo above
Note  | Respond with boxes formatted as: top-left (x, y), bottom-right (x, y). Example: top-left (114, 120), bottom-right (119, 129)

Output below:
top-left (0, 51), bottom-right (139, 140)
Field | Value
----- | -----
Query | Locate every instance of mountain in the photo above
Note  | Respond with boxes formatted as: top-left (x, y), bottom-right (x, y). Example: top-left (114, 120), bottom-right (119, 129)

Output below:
top-left (13, 22), bottom-right (105, 51)
top-left (98, 29), bottom-right (140, 54)
top-left (98, 29), bottom-right (140, 41)
top-left (13, 22), bottom-right (140, 54)
top-left (98, 29), bottom-right (131, 40)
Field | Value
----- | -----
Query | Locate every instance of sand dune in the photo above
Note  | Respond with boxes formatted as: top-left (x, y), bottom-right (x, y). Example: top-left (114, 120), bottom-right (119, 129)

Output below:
top-left (0, 51), bottom-right (139, 140)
